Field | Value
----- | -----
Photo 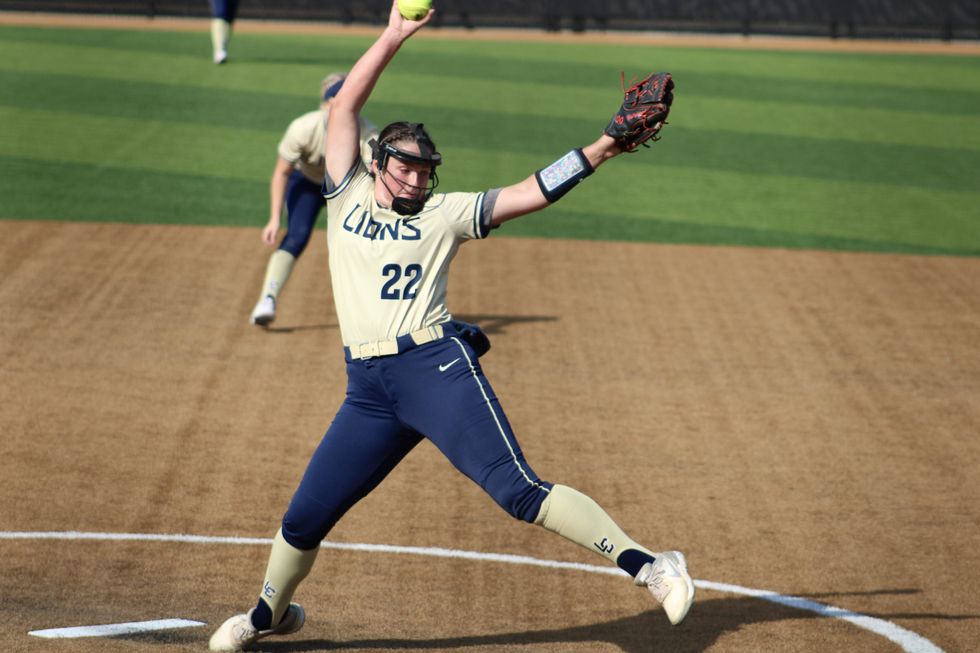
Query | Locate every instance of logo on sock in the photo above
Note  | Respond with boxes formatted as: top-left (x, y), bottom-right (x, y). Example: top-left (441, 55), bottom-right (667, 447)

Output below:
top-left (262, 581), bottom-right (277, 598)
top-left (594, 537), bottom-right (615, 555)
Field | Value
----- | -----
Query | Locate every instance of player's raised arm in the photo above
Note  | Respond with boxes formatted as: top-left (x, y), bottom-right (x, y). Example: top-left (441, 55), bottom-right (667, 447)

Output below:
top-left (491, 71), bottom-right (674, 226)
top-left (491, 135), bottom-right (623, 225)
top-left (324, 0), bottom-right (434, 186)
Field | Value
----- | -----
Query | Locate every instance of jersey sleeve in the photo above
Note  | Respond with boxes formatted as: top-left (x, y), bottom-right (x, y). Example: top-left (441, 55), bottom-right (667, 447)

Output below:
top-left (277, 116), bottom-right (312, 164)
top-left (428, 190), bottom-right (497, 240)
top-left (323, 159), bottom-right (370, 200)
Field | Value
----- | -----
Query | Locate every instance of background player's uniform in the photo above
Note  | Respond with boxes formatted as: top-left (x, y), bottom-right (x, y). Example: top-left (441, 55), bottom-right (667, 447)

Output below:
top-left (250, 113), bottom-right (377, 324)
top-left (209, 0), bottom-right (238, 63)
top-left (275, 112), bottom-right (376, 260)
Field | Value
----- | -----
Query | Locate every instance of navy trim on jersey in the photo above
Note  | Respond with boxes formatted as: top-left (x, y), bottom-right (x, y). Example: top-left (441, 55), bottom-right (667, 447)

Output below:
top-left (480, 188), bottom-right (502, 238)
top-left (473, 192), bottom-right (487, 239)
top-left (323, 160), bottom-right (362, 200)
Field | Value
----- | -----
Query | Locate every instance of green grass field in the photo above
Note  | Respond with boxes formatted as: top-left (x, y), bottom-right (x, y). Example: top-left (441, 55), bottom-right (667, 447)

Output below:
top-left (1, 23), bottom-right (979, 255)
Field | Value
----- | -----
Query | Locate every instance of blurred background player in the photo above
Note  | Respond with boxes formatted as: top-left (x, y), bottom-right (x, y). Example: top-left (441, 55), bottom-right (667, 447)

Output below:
top-left (209, 0), bottom-right (237, 64)
top-left (250, 72), bottom-right (378, 326)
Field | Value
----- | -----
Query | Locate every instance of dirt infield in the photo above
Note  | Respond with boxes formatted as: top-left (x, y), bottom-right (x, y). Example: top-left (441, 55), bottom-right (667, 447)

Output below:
top-left (2, 10), bottom-right (980, 56)
top-left (1, 219), bottom-right (978, 652)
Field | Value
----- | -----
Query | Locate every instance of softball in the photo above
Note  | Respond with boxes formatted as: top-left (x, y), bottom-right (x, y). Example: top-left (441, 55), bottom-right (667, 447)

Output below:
top-left (398, 0), bottom-right (432, 20)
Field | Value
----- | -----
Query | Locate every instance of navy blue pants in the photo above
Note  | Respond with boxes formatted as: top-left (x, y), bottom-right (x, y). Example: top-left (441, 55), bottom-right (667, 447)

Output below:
top-left (278, 171), bottom-right (325, 258)
top-left (282, 326), bottom-right (553, 550)
top-left (210, 0), bottom-right (239, 22)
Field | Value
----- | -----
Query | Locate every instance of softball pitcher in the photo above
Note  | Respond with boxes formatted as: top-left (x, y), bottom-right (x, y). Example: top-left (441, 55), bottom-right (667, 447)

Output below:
top-left (212, 3), bottom-right (689, 650)
top-left (250, 73), bottom-right (378, 326)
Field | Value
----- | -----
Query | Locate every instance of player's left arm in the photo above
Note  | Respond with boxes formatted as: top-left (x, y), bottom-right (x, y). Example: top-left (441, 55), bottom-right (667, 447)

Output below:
top-left (490, 134), bottom-right (624, 226)
top-left (492, 70), bottom-right (672, 226)
top-left (262, 156), bottom-right (293, 245)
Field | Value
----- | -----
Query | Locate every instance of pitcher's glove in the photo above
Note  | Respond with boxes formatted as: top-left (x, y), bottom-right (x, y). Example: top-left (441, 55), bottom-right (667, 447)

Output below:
top-left (604, 72), bottom-right (674, 151)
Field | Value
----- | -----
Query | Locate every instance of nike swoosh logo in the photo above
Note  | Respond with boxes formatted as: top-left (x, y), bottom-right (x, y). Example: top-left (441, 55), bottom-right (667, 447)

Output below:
top-left (438, 358), bottom-right (461, 372)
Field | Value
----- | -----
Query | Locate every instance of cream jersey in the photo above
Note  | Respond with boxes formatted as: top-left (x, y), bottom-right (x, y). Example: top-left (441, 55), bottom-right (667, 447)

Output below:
top-left (278, 109), bottom-right (377, 184)
top-left (324, 161), bottom-right (495, 347)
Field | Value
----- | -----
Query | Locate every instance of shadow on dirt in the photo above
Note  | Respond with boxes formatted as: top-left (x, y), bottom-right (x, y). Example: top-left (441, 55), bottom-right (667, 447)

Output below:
top-left (454, 313), bottom-right (558, 335)
top-left (255, 314), bottom-right (553, 336)
top-left (261, 323), bottom-right (337, 334)
top-left (248, 590), bottom-right (973, 652)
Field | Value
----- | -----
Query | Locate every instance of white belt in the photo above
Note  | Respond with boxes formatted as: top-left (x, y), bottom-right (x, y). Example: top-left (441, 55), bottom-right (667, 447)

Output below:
top-left (346, 324), bottom-right (445, 360)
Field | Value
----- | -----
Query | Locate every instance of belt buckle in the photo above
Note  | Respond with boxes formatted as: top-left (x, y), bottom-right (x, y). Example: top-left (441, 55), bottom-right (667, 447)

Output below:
top-left (359, 342), bottom-right (380, 359)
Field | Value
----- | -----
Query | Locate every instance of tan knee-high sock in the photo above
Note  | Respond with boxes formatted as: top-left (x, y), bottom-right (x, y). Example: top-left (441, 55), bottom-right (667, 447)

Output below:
top-left (210, 18), bottom-right (231, 54)
top-left (534, 484), bottom-right (654, 568)
top-left (259, 250), bottom-right (296, 301)
top-left (259, 529), bottom-right (319, 625)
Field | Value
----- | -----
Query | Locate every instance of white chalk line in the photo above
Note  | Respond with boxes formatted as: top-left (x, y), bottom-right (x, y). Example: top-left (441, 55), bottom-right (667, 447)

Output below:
top-left (4, 530), bottom-right (943, 652)
top-left (29, 619), bottom-right (205, 639)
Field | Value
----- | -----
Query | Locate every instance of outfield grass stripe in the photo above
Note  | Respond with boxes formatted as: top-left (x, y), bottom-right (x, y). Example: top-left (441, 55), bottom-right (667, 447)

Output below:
top-left (378, 51), bottom-right (980, 115)
top-left (2, 99), bottom-right (975, 201)
top-left (0, 24), bottom-right (369, 68)
top-left (3, 152), bottom-right (976, 256)
top-left (444, 149), bottom-right (980, 253)
top-left (371, 76), bottom-right (980, 150)
top-left (0, 34), bottom-right (360, 98)
top-left (362, 104), bottom-right (978, 194)
top-left (662, 70), bottom-right (980, 116)
top-left (0, 24), bottom-right (212, 56)
top-left (2, 21), bottom-right (977, 89)
top-left (4, 100), bottom-right (973, 195)
top-left (4, 33), bottom-right (979, 117)
top-left (674, 98), bottom-right (980, 150)
top-left (5, 67), bottom-right (975, 154)
top-left (370, 69), bottom-right (980, 132)
top-left (411, 38), bottom-right (980, 91)
top-left (0, 69), bottom-right (312, 133)
top-left (378, 66), bottom-right (980, 118)
top-left (496, 209), bottom-right (980, 257)
top-left (0, 99), bottom-right (978, 237)
top-left (0, 155), bottom-right (266, 225)
top-left (0, 106), bottom-right (273, 181)
top-left (565, 179), bottom-right (980, 255)
top-left (654, 128), bottom-right (979, 194)
top-left (1, 24), bottom-right (976, 255)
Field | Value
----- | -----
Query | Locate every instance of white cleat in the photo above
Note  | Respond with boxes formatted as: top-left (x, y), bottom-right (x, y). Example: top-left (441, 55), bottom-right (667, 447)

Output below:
top-left (635, 551), bottom-right (695, 625)
top-left (250, 295), bottom-right (276, 326)
top-left (209, 603), bottom-right (305, 652)
top-left (213, 49), bottom-right (228, 64)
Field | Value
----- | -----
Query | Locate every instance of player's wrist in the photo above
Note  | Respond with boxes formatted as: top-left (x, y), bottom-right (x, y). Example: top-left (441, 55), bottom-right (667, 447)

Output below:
top-left (582, 137), bottom-right (623, 168)
top-left (597, 134), bottom-right (624, 157)
top-left (382, 25), bottom-right (413, 46)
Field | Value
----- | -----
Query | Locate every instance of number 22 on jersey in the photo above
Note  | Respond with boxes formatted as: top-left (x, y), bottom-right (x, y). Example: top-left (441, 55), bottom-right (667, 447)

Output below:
top-left (381, 263), bottom-right (422, 300)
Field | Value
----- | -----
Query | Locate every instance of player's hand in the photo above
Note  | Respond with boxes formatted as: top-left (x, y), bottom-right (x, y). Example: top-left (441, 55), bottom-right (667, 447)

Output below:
top-left (261, 221), bottom-right (280, 246)
top-left (387, 0), bottom-right (433, 37)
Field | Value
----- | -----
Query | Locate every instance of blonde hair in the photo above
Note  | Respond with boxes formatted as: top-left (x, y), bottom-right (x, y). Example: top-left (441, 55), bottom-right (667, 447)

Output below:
top-left (320, 72), bottom-right (347, 101)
